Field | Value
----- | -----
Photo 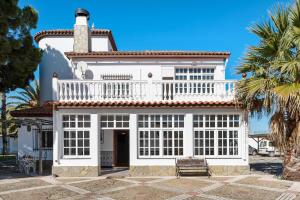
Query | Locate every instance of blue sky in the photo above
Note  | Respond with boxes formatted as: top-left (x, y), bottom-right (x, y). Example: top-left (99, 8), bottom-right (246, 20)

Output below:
top-left (18, 0), bottom-right (292, 133)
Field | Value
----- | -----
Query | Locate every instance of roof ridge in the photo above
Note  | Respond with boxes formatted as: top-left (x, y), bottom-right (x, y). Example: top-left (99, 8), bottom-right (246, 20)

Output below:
top-left (34, 29), bottom-right (117, 50)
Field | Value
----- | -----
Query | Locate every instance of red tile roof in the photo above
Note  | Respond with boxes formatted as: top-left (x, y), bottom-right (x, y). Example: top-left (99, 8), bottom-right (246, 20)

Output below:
top-left (34, 29), bottom-right (117, 51)
top-left (10, 101), bottom-right (239, 117)
top-left (10, 102), bottom-right (53, 117)
top-left (53, 101), bottom-right (238, 109)
top-left (65, 51), bottom-right (230, 59)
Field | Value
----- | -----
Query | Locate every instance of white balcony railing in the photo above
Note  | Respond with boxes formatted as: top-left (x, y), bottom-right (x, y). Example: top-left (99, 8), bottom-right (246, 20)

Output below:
top-left (54, 79), bottom-right (237, 102)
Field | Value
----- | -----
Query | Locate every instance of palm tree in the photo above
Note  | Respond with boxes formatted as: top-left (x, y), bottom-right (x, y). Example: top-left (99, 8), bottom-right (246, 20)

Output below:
top-left (237, 1), bottom-right (300, 180)
top-left (9, 80), bottom-right (40, 109)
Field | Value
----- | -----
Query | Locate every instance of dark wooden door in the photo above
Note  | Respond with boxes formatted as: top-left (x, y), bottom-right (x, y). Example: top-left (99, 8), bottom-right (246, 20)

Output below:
top-left (114, 130), bottom-right (129, 166)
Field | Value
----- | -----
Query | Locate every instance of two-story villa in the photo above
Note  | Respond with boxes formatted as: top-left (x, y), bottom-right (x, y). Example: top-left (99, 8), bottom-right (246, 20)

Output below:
top-left (12, 9), bottom-right (249, 177)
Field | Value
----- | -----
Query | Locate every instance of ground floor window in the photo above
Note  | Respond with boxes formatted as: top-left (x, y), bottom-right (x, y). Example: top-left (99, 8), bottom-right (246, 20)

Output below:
top-left (138, 114), bottom-right (184, 157)
top-left (62, 114), bottom-right (91, 157)
top-left (194, 114), bottom-right (240, 156)
top-left (100, 114), bottom-right (129, 129)
top-left (33, 129), bottom-right (53, 149)
top-left (63, 130), bottom-right (90, 156)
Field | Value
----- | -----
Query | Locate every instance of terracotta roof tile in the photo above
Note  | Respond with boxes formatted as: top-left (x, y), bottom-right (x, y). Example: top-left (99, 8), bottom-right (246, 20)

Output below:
top-left (10, 106), bottom-right (53, 117)
top-left (53, 100), bottom-right (238, 109)
top-left (65, 51), bottom-right (230, 59)
top-left (10, 102), bottom-right (53, 117)
top-left (34, 29), bottom-right (117, 50)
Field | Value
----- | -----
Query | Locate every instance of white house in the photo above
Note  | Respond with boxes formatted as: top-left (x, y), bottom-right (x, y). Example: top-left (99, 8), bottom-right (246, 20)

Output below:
top-left (12, 8), bottom-right (249, 177)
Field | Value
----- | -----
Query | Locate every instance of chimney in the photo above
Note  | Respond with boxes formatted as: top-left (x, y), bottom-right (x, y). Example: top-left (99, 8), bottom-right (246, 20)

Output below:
top-left (73, 8), bottom-right (90, 53)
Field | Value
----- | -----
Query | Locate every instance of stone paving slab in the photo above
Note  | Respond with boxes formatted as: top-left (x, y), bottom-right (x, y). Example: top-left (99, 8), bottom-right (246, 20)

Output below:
top-left (0, 186), bottom-right (78, 200)
top-left (157, 178), bottom-right (213, 192)
top-left (125, 178), bottom-right (161, 183)
top-left (105, 185), bottom-right (179, 200)
top-left (236, 176), bottom-right (292, 189)
top-left (0, 179), bottom-right (50, 192)
top-left (206, 184), bottom-right (282, 200)
top-left (70, 178), bottom-right (133, 193)
top-left (55, 178), bottom-right (89, 184)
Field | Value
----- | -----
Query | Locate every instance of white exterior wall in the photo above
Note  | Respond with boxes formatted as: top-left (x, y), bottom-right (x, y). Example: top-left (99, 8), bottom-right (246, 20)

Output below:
top-left (38, 36), bottom-right (113, 102)
top-left (72, 59), bottom-right (227, 81)
top-left (53, 108), bottom-right (248, 168)
top-left (17, 117), bottom-right (53, 160)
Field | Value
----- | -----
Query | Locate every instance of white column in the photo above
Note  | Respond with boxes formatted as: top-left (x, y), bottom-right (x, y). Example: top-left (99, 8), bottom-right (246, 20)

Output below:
top-left (129, 114), bottom-right (138, 166)
top-left (243, 111), bottom-right (249, 163)
top-left (53, 110), bottom-right (60, 166)
top-left (52, 73), bottom-right (58, 101)
top-left (184, 113), bottom-right (193, 157)
top-left (90, 113), bottom-right (100, 167)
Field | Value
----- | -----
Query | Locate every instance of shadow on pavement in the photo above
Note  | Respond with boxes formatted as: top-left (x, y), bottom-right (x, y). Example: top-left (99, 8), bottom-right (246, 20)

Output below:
top-left (250, 162), bottom-right (283, 176)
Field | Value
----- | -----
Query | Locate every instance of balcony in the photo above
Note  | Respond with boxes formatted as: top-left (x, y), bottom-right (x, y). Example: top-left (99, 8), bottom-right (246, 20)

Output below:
top-left (54, 79), bottom-right (237, 102)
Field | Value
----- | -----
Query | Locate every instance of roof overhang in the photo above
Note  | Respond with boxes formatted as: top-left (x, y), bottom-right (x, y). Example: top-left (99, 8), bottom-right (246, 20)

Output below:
top-left (53, 100), bottom-right (239, 109)
top-left (64, 51), bottom-right (230, 59)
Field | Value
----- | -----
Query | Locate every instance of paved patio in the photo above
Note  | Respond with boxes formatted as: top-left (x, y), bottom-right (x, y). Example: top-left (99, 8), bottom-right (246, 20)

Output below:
top-left (0, 174), bottom-right (299, 200)
top-left (0, 156), bottom-right (298, 200)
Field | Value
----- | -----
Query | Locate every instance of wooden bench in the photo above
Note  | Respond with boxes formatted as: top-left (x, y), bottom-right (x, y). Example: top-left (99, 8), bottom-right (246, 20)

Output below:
top-left (176, 158), bottom-right (211, 178)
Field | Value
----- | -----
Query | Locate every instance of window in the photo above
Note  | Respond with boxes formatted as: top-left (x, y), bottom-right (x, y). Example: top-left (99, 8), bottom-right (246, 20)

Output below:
top-left (194, 114), bottom-right (240, 156)
top-left (100, 115), bottom-right (114, 128)
top-left (33, 129), bottom-right (53, 149)
top-left (62, 115), bottom-right (76, 128)
top-left (174, 68), bottom-right (215, 95)
top-left (138, 114), bottom-right (184, 157)
top-left (175, 68), bottom-right (214, 80)
top-left (42, 130), bottom-right (53, 148)
top-left (100, 115), bottom-right (129, 128)
top-left (229, 131), bottom-right (238, 155)
top-left (62, 115), bottom-right (91, 156)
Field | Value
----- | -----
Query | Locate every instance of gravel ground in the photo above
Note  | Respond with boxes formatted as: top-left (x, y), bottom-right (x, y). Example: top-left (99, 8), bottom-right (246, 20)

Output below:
top-left (206, 184), bottom-right (282, 200)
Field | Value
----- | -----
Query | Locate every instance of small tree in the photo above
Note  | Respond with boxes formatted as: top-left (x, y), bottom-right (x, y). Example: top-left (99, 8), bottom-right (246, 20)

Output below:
top-left (0, 0), bottom-right (42, 155)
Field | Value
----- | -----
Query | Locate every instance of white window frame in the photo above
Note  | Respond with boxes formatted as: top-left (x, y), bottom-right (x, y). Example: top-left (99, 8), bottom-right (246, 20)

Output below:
top-left (175, 67), bottom-right (215, 80)
top-left (138, 114), bottom-right (185, 158)
top-left (100, 114), bottom-right (130, 129)
top-left (62, 114), bottom-right (91, 158)
top-left (193, 113), bottom-right (242, 158)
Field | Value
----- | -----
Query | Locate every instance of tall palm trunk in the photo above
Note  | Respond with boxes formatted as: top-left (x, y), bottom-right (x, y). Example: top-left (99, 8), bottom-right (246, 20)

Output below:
top-left (283, 145), bottom-right (300, 181)
top-left (1, 93), bottom-right (8, 155)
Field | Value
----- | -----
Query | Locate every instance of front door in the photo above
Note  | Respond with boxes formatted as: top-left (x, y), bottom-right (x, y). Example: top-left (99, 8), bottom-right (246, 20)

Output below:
top-left (114, 130), bottom-right (129, 167)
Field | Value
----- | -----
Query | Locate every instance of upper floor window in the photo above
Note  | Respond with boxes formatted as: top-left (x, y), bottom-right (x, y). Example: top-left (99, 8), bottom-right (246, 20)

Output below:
top-left (175, 68), bottom-right (214, 80)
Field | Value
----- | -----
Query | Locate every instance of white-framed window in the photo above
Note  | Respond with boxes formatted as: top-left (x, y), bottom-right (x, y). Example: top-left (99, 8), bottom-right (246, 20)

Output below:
top-left (33, 129), bottom-right (53, 150)
top-left (62, 114), bottom-right (91, 157)
top-left (174, 68), bottom-right (215, 95)
top-left (175, 68), bottom-right (214, 80)
top-left (100, 114), bottom-right (129, 129)
top-left (138, 114), bottom-right (184, 158)
top-left (194, 114), bottom-right (240, 157)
